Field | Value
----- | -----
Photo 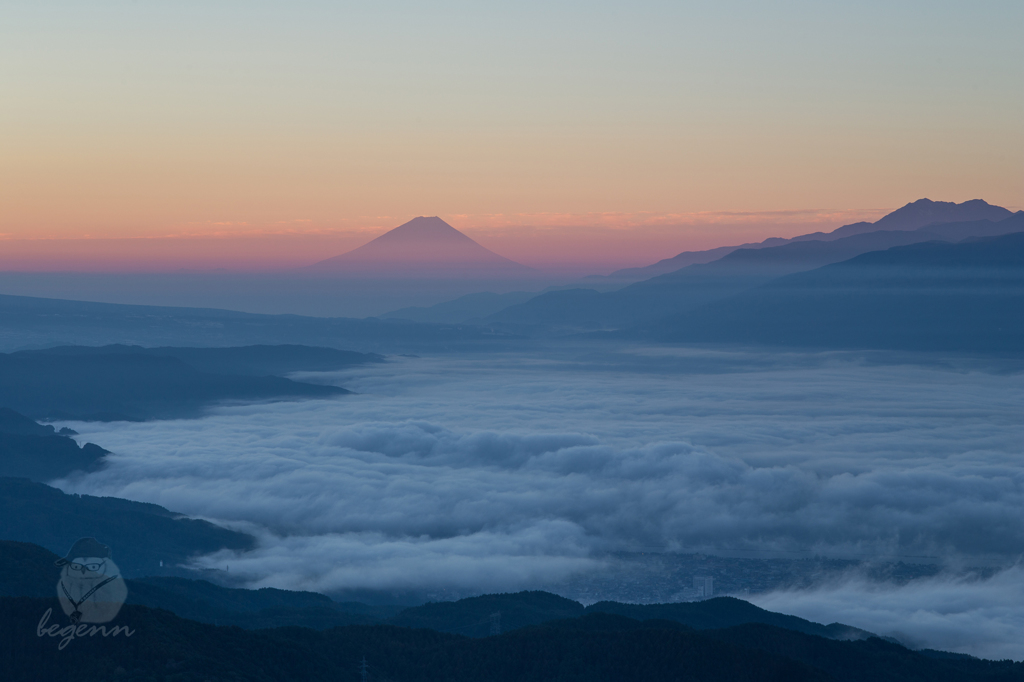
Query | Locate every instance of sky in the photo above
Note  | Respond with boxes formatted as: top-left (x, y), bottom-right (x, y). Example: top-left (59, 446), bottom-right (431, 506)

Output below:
top-left (1, 1), bottom-right (1022, 272)
top-left (57, 347), bottom-right (1024, 658)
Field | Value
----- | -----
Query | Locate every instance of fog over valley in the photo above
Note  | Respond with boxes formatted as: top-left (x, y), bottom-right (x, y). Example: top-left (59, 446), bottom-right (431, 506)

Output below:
top-left (49, 344), bottom-right (1024, 658)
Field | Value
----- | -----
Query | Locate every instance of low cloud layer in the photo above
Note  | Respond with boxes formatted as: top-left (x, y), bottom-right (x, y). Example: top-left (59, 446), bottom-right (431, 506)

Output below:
top-left (752, 566), bottom-right (1024, 660)
top-left (56, 345), bottom-right (1024, 656)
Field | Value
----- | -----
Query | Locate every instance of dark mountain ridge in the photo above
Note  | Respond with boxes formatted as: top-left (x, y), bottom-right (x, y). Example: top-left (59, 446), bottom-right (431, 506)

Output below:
top-left (0, 478), bottom-right (254, 577)
top-left (586, 599), bottom-right (875, 641)
top-left (818, 198), bottom-right (1012, 240)
top-left (3, 593), bottom-right (1020, 680)
top-left (602, 199), bottom-right (1012, 281)
top-left (3, 540), bottom-right (1019, 679)
top-left (0, 292), bottom-right (512, 354)
top-left (0, 540), bottom-right (874, 641)
top-left (0, 344), bottom-right (365, 421)
top-left (0, 408), bottom-right (75, 437)
top-left (0, 430), bottom-right (107, 482)
top-left (28, 343), bottom-right (383, 376)
top-left (486, 212), bottom-right (1024, 334)
top-left (641, 231), bottom-right (1024, 354)
top-left (0, 407), bottom-right (110, 482)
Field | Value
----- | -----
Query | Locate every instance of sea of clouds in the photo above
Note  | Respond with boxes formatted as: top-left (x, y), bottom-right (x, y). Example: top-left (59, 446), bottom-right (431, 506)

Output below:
top-left (56, 344), bottom-right (1024, 658)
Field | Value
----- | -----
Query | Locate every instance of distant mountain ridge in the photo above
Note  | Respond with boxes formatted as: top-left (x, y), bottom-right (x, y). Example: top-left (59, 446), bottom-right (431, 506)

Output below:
top-left (639, 230), bottom-right (1024, 353)
top-left (0, 293), bottom-right (511, 354)
top-left (0, 345), bottom-right (354, 421)
top-left (603, 199), bottom-right (1013, 281)
top-left (29, 344), bottom-right (383, 376)
top-left (484, 211), bottom-right (1024, 334)
top-left (389, 208), bottom-right (1021, 326)
top-left (307, 216), bottom-right (535, 277)
top-left (817, 198), bottom-right (1013, 240)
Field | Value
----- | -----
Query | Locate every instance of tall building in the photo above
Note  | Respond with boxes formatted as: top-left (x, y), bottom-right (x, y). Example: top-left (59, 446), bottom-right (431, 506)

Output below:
top-left (693, 576), bottom-right (714, 598)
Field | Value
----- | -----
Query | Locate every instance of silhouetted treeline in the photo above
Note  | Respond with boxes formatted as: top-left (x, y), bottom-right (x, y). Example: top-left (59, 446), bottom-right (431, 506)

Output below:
top-left (3, 596), bottom-right (1022, 682)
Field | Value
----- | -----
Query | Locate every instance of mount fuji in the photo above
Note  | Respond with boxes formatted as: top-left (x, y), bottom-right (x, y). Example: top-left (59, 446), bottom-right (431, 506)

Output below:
top-left (307, 217), bottom-right (534, 278)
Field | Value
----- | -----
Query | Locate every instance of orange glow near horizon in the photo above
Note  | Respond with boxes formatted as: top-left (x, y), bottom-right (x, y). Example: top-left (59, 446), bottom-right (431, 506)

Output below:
top-left (0, 208), bottom-right (898, 274)
top-left (1, 3), bottom-right (1021, 274)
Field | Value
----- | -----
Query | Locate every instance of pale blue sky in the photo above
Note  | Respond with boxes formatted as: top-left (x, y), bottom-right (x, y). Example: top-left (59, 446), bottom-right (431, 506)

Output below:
top-left (1, 0), bottom-right (1021, 244)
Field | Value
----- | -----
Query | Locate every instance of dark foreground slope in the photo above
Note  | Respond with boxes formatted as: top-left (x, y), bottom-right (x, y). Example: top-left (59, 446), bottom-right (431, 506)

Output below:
top-left (0, 543), bottom-right (873, 639)
top-left (390, 591), bottom-right (585, 636)
top-left (0, 541), bottom-right (386, 629)
top-left (644, 231), bottom-right (1024, 354)
top-left (0, 598), bottom-right (826, 682)
top-left (2, 543), bottom-right (1020, 680)
top-left (3, 596), bottom-right (1022, 682)
top-left (0, 541), bottom-right (866, 639)
top-left (0, 345), bottom-right (359, 421)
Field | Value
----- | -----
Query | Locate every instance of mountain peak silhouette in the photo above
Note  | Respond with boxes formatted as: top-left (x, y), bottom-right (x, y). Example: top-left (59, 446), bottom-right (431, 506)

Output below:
top-left (828, 199), bottom-right (1011, 239)
top-left (307, 217), bottom-right (533, 277)
top-left (372, 216), bottom-right (475, 243)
